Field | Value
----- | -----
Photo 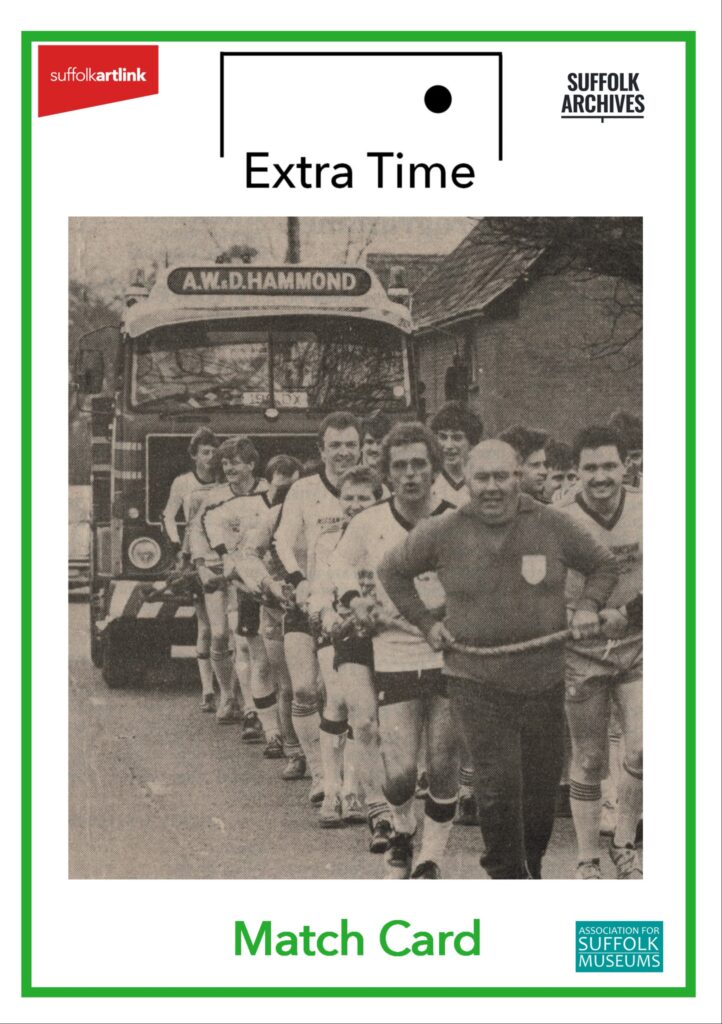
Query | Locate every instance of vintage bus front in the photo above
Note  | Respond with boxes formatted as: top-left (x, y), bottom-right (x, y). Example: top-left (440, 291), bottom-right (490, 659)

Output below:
top-left (90, 264), bottom-right (413, 685)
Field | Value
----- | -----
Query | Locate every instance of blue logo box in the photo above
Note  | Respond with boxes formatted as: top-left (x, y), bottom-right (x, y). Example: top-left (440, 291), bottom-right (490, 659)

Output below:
top-left (576, 921), bottom-right (663, 972)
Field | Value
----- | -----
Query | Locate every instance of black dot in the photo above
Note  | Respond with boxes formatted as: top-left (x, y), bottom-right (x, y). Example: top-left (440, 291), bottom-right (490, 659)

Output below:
top-left (425, 85), bottom-right (452, 113)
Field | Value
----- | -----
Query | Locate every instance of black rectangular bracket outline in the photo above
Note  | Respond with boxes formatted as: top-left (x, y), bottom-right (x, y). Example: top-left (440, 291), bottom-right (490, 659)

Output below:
top-left (220, 51), bottom-right (503, 161)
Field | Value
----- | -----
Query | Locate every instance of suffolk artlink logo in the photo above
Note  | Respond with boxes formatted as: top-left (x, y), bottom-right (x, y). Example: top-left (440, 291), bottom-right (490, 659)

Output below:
top-left (38, 45), bottom-right (159, 116)
top-left (49, 66), bottom-right (148, 83)
top-left (576, 921), bottom-right (663, 972)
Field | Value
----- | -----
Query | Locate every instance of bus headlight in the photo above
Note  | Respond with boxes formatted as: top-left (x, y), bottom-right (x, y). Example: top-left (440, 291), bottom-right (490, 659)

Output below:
top-left (127, 537), bottom-right (162, 570)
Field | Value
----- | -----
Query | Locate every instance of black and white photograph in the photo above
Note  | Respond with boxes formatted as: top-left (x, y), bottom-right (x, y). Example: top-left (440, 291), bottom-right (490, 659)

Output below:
top-left (69, 215), bottom-right (643, 882)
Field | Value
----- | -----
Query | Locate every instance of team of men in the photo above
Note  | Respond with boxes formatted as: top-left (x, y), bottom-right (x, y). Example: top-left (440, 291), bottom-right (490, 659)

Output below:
top-left (162, 404), bottom-right (643, 880)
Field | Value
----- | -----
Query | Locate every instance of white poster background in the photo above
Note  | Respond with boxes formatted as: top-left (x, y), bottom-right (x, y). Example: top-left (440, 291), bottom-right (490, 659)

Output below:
top-left (3, 2), bottom-right (720, 1021)
top-left (34, 37), bottom-right (684, 988)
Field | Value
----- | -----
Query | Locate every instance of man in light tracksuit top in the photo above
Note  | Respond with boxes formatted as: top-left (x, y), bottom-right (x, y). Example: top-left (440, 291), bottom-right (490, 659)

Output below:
top-left (378, 439), bottom-right (619, 880)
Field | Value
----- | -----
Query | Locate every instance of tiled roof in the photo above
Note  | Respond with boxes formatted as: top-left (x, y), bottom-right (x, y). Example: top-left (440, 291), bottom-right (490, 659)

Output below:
top-left (366, 252), bottom-right (445, 293)
top-left (411, 223), bottom-right (545, 332)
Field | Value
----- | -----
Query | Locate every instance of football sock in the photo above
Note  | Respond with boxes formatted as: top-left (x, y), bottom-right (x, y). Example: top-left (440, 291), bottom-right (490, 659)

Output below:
top-left (275, 685), bottom-right (299, 756)
top-left (253, 693), bottom-right (280, 738)
top-left (418, 792), bottom-right (458, 865)
top-left (389, 795), bottom-right (416, 836)
top-left (459, 764), bottom-right (475, 800)
top-left (342, 729), bottom-right (360, 799)
top-left (210, 642), bottom-right (234, 702)
top-left (291, 701), bottom-right (322, 777)
top-left (601, 733), bottom-right (622, 806)
top-left (319, 717), bottom-right (347, 799)
top-left (196, 653), bottom-right (214, 696)
top-left (366, 799), bottom-right (391, 825)
top-left (350, 722), bottom-right (386, 807)
top-left (614, 758), bottom-right (643, 848)
top-left (232, 639), bottom-right (253, 710)
top-left (570, 779), bottom-right (602, 862)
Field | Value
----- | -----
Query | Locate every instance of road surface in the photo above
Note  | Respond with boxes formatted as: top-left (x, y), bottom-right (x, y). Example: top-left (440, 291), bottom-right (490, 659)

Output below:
top-left (69, 601), bottom-right (624, 880)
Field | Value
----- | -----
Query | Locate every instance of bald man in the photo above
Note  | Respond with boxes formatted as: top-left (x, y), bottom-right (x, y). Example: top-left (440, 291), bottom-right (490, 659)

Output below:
top-left (378, 440), bottom-right (619, 879)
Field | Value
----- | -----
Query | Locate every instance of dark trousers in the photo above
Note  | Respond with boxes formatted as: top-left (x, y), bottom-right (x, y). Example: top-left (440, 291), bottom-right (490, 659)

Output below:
top-left (448, 679), bottom-right (565, 879)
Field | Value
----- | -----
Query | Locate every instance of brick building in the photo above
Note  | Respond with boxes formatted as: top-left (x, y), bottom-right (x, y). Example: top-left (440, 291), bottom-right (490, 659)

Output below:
top-left (411, 222), bottom-right (642, 441)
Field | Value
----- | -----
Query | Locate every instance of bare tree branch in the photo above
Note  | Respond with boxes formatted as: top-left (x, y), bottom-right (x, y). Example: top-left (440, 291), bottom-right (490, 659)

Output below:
top-left (480, 217), bottom-right (643, 361)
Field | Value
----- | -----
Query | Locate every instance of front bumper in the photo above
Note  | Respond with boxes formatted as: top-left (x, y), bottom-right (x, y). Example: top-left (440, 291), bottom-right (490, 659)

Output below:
top-left (97, 579), bottom-right (196, 632)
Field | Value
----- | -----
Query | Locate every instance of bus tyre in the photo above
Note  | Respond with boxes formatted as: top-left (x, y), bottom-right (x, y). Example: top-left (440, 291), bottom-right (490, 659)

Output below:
top-left (89, 592), bottom-right (104, 668)
top-left (147, 636), bottom-right (172, 669)
top-left (88, 528), bottom-right (104, 667)
top-left (90, 628), bottom-right (104, 669)
top-left (101, 626), bottom-right (137, 688)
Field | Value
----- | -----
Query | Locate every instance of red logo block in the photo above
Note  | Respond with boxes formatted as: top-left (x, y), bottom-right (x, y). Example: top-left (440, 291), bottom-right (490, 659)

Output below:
top-left (38, 45), bottom-right (158, 117)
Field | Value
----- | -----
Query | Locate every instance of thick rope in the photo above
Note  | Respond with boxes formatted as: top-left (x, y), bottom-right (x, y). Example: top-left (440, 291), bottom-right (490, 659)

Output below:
top-left (329, 604), bottom-right (571, 656)
top-left (451, 629), bottom-right (570, 657)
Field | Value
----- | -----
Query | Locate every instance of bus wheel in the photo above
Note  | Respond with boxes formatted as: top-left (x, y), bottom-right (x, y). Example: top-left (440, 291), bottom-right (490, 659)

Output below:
top-left (88, 528), bottom-right (105, 668)
top-left (101, 625), bottom-right (139, 688)
top-left (89, 588), bottom-right (105, 668)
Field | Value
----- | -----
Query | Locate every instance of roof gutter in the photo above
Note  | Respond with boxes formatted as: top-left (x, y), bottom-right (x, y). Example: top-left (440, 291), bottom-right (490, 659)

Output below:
top-left (413, 308), bottom-right (491, 337)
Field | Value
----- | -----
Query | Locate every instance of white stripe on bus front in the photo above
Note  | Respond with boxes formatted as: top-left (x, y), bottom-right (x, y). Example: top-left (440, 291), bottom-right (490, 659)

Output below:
top-left (115, 441), bottom-right (143, 451)
top-left (174, 606), bottom-right (196, 618)
top-left (137, 602), bottom-right (162, 618)
top-left (115, 470), bottom-right (143, 480)
top-left (170, 646), bottom-right (196, 659)
top-left (107, 581), bottom-right (139, 619)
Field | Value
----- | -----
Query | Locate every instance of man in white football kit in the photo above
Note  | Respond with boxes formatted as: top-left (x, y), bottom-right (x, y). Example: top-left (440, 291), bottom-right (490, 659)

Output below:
top-left (201, 441), bottom-right (287, 753)
top-left (360, 412), bottom-right (391, 473)
top-left (335, 423), bottom-right (459, 879)
top-left (609, 410), bottom-right (643, 489)
top-left (228, 456), bottom-right (314, 778)
top-left (429, 402), bottom-right (484, 826)
top-left (272, 412), bottom-right (362, 804)
top-left (498, 424), bottom-right (549, 501)
top-left (602, 413), bottom-right (643, 834)
top-left (561, 425), bottom-right (643, 880)
top-left (543, 440), bottom-right (578, 505)
top-left (309, 466), bottom-right (385, 829)
top-left (429, 401), bottom-right (483, 509)
top-left (161, 428), bottom-right (219, 711)
top-left (189, 436), bottom-right (267, 724)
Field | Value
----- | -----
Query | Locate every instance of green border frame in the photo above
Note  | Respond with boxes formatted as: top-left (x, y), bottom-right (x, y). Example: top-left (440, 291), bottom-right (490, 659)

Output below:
top-left (20, 29), bottom-right (696, 999)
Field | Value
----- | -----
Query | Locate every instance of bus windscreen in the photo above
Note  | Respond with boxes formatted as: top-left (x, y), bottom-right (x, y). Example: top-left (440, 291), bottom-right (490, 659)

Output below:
top-left (130, 319), bottom-right (411, 412)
